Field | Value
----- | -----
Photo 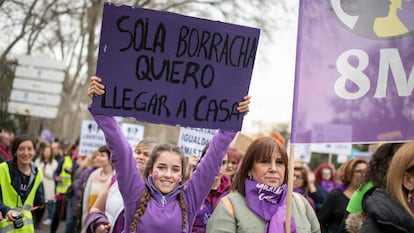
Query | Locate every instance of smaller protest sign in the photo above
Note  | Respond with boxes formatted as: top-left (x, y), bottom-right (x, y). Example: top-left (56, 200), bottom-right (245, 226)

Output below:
top-left (120, 123), bottom-right (145, 149)
top-left (177, 127), bottom-right (217, 157)
top-left (79, 120), bottom-right (106, 156)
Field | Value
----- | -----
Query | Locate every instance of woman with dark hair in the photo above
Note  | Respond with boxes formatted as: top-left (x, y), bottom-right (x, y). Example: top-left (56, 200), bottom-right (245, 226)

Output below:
top-left (318, 158), bottom-right (367, 233)
top-left (206, 137), bottom-right (320, 233)
top-left (0, 134), bottom-right (45, 233)
top-left (293, 162), bottom-right (320, 212)
top-left (80, 145), bottom-right (115, 231)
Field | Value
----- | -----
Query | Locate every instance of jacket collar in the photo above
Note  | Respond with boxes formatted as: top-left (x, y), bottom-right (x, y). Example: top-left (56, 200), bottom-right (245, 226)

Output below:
top-left (146, 176), bottom-right (183, 207)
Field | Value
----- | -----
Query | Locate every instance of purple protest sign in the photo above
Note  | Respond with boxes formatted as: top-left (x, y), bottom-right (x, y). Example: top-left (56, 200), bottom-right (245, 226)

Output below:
top-left (291, 0), bottom-right (414, 143)
top-left (90, 3), bottom-right (260, 131)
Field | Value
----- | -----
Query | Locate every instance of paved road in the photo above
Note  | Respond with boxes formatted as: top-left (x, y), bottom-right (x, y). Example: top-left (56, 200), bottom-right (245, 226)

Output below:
top-left (35, 220), bottom-right (66, 233)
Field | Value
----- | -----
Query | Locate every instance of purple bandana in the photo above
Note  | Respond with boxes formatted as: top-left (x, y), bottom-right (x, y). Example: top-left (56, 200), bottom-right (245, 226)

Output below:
top-left (321, 180), bottom-right (335, 193)
top-left (293, 187), bottom-right (304, 194)
top-left (245, 179), bottom-right (296, 233)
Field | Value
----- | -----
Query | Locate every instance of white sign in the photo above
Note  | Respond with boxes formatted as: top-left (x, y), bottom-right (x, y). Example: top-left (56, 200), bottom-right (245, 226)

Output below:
top-left (12, 78), bottom-right (63, 94)
top-left (177, 127), bottom-right (217, 157)
top-left (310, 143), bottom-right (352, 155)
top-left (8, 55), bottom-right (66, 119)
top-left (17, 55), bottom-right (66, 70)
top-left (120, 123), bottom-right (145, 149)
top-left (79, 120), bottom-right (106, 156)
top-left (8, 101), bottom-right (58, 118)
top-left (10, 90), bottom-right (61, 106)
top-left (289, 143), bottom-right (312, 163)
top-left (15, 66), bottom-right (65, 82)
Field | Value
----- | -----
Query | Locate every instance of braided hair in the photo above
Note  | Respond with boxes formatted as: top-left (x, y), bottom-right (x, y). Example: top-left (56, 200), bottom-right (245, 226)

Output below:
top-left (129, 144), bottom-right (187, 232)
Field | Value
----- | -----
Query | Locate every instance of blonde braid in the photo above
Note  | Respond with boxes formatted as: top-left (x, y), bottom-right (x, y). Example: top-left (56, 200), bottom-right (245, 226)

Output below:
top-left (130, 187), bottom-right (151, 232)
top-left (178, 187), bottom-right (187, 231)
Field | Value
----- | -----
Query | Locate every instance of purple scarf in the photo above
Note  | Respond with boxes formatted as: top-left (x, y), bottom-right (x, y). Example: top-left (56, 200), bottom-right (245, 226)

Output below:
top-left (293, 187), bottom-right (304, 194)
top-left (245, 179), bottom-right (296, 233)
top-left (321, 180), bottom-right (335, 193)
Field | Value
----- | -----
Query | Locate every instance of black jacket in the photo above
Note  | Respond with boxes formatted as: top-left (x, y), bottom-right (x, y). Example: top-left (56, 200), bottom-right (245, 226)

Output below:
top-left (359, 188), bottom-right (414, 233)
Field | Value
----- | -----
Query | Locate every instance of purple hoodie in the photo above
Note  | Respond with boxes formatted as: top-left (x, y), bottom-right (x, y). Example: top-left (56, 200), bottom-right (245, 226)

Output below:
top-left (91, 112), bottom-right (236, 233)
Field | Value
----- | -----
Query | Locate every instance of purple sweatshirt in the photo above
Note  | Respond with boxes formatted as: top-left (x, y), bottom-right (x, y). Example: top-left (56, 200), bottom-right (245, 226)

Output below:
top-left (91, 112), bottom-right (236, 233)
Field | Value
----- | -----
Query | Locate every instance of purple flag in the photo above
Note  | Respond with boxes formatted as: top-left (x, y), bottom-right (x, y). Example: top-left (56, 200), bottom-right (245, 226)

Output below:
top-left (291, 0), bottom-right (414, 143)
top-left (90, 3), bottom-right (260, 131)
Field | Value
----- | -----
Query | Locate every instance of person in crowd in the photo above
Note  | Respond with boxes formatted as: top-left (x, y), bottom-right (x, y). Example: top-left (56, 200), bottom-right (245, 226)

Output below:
top-left (293, 162), bottom-right (320, 211)
top-left (80, 145), bottom-right (115, 231)
top-left (206, 137), bottom-right (320, 233)
top-left (192, 144), bottom-right (232, 233)
top-left (0, 134), bottom-right (45, 233)
top-left (318, 158), bottom-right (367, 233)
top-left (86, 75), bottom-right (250, 233)
top-left (340, 143), bottom-right (403, 233)
top-left (313, 163), bottom-right (337, 211)
top-left (85, 138), bottom-right (159, 233)
top-left (70, 151), bottom-right (98, 233)
top-left (222, 147), bottom-right (241, 180)
top-left (51, 140), bottom-right (64, 163)
top-left (358, 141), bottom-right (414, 233)
top-left (51, 141), bottom-right (74, 233)
top-left (34, 142), bottom-right (58, 226)
top-left (0, 130), bottom-right (12, 163)
top-left (65, 140), bottom-right (87, 233)
top-left (185, 154), bottom-right (200, 181)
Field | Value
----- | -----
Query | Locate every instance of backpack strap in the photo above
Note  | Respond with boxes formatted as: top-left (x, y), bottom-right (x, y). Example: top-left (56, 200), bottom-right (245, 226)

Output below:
top-left (293, 192), bottom-right (307, 214)
top-left (221, 196), bottom-right (235, 218)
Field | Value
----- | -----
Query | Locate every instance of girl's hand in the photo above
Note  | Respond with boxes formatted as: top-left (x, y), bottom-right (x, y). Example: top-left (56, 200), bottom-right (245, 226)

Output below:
top-left (237, 95), bottom-right (251, 114)
top-left (96, 223), bottom-right (111, 233)
top-left (88, 76), bottom-right (105, 98)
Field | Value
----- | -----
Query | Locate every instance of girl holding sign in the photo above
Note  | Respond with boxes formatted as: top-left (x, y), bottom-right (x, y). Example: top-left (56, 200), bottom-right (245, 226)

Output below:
top-left (87, 76), bottom-right (250, 233)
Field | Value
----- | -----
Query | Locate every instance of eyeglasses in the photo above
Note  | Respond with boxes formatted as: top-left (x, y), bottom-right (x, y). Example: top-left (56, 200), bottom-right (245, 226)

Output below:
top-left (294, 175), bottom-right (303, 180)
top-left (222, 160), bottom-right (238, 166)
top-left (354, 169), bottom-right (366, 174)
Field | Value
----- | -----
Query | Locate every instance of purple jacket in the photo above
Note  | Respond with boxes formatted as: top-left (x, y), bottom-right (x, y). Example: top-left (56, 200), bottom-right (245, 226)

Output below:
top-left (91, 112), bottom-right (236, 233)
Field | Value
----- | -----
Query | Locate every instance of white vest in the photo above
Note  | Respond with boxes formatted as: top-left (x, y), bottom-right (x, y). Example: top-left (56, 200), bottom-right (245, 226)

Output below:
top-left (105, 181), bottom-right (125, 233)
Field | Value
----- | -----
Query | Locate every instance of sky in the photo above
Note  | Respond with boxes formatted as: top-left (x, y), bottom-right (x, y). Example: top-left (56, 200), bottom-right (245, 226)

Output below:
top-left (242, 3), bottom-right (299, 135)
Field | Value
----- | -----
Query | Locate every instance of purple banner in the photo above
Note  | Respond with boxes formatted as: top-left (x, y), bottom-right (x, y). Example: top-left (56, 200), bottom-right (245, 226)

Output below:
top-left (90, 3), bottom-right (260, 131)
top-left (291, 0), bottom-right (414, 143)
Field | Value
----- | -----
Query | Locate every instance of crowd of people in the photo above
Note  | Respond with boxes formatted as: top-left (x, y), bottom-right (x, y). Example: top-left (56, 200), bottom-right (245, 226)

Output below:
top-left (0, 77), bottom-right (413, 233)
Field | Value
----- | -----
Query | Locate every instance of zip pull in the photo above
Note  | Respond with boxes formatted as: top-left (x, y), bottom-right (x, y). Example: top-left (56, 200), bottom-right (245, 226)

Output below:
top-left (161, 196), bottom-right (167, 207)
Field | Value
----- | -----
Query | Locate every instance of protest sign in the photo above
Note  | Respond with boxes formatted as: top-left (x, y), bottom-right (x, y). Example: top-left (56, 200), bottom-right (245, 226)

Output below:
top-left (79, 120), bottom-right (106, 156)
top-left (291, 0), bottom-right (414, 143)
top-left (90, 3), bottom-right (260, 131)
top-left (120, 122), bottom-right (145, 149)
top-left (79, 120), bottom-right (146, 155)
top-left (177, 127), bottom-right (217, 157)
